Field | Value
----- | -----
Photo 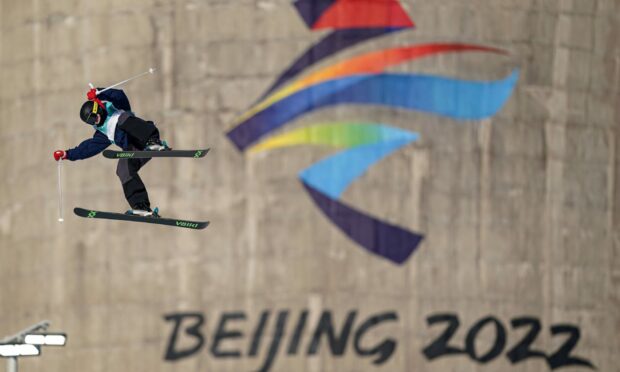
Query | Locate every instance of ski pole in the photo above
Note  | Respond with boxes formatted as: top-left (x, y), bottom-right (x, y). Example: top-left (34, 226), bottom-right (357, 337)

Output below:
top-left (57, 159), bottom-right (64, 223)
top-left (89, 67), bottom-right (156, 95)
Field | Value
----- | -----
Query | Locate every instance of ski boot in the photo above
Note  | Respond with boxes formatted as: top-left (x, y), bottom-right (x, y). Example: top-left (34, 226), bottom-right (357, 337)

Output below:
top-left (145, 137), bottom-right (171, 151)
top-left (126, 202), bottom-right (160, 218)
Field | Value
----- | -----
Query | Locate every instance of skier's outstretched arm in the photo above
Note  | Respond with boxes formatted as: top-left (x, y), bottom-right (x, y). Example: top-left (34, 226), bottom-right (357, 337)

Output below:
top-left (54, 131), bottom-right (111, 161)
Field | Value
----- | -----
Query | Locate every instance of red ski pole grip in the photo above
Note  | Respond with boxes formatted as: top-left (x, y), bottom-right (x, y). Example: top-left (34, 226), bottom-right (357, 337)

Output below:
top-left (87, 88), bottom-right (97, 101)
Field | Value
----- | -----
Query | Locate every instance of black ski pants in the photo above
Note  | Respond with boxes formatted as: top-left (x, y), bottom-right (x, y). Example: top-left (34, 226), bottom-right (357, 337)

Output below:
top-left (116, 144), bottom-right (151, 209)
top-left (115, 116), bottom-right (160, 209)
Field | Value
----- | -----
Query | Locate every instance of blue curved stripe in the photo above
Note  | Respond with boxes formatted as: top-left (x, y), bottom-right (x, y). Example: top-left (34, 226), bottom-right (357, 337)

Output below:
top-left (302, 181), bottom-right (424, 264)
top-left (300, 135), bottom-right (418, 199)
top-left (227, 70), bottom-right (520, 151)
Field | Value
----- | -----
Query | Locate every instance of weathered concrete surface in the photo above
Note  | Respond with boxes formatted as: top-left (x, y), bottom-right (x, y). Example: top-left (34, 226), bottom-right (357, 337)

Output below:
top-left (0, 0), bottom-right (619, 371)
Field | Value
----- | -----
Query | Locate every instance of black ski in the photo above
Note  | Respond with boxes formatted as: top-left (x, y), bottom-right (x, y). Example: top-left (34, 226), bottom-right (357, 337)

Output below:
top-left (103, 148), bottom-right (210, 159)
top-left (74, 208), bottom-right (209, 230)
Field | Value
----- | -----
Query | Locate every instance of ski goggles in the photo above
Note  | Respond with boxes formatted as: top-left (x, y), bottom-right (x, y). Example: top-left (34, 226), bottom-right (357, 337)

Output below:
top-left (85, 101), bottom-right (100, 125)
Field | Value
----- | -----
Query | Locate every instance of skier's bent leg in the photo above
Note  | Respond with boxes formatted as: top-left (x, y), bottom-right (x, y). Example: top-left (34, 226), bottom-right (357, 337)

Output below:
top-left (116, 157), bottom-right (152, 210)
top-left (118, 116), bottom-right (159, 149)
top-left (123, 177), bottom-right (150, 209)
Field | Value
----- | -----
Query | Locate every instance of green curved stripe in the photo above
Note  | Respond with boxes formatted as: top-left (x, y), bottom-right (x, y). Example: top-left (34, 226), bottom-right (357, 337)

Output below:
top-left (249, 122), bottom-right (413, 152)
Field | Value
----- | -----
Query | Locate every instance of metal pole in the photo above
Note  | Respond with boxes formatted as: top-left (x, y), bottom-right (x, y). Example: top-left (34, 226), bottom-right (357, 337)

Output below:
top-left (57, 158), bottom-right (64, 222)
top-left (7, 357), bottom-right (17, 372)
top-left (92, 67), bottom-right (156, 95)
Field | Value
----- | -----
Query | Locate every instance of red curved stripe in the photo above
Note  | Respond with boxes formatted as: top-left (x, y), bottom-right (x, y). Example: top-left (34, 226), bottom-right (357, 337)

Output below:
top-left (313, 0), bottom-right (414, 30)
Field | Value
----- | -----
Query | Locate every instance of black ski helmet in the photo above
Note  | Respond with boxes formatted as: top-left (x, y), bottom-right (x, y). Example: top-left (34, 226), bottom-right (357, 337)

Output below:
top-left (80, 100), bottom-right (107, 126)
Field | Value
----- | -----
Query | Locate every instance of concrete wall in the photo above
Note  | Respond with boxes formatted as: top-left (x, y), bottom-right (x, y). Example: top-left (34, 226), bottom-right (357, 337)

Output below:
top-left (0, 0), bottom-right (618, 371)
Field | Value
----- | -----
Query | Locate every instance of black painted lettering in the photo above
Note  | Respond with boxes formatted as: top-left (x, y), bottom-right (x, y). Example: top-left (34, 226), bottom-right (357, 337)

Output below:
top-left (257, 311), bottom-right (289, 372)
top-left (421, 313), bottom-right (597, 369)
top-left (464, 316), bottom-right (506, 363)
top-left (307, 311), bottom-right (356, 356)
top-left (547, 325), bottom-right (595, 370)
top-left (211, 312), bottom-right (246, 358)
top-left (249, 311), bottom-right (270, 356)
top-left (163, 313), bottom-right (205, 361)
top-left (422, 313), bottom-right (466, 360)
top-left (506, 317), bottom-right (547, 365)
top-left (353, 312), bottom-right (398, 365)
top-left (287, 310), bottom-right (308, 355)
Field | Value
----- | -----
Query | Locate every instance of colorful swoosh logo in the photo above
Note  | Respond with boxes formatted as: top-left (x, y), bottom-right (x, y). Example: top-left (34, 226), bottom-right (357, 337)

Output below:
top-left (226, 0), bottom-right (519, 264)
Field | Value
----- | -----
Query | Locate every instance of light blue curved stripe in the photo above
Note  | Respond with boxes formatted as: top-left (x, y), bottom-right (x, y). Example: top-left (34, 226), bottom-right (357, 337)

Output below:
top-left (299, 134), bottom-right (418, 199)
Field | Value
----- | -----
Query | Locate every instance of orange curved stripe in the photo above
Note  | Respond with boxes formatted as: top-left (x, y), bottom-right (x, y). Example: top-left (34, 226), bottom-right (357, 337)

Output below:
top-left (295, 44), bottom-right (504, 90)
top-left (235, 43), bottom-right (507, 124)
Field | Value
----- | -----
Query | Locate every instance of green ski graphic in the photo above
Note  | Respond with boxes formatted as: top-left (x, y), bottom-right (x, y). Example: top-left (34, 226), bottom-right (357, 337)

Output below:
top-left (74, 208), bottom-right (209, 230)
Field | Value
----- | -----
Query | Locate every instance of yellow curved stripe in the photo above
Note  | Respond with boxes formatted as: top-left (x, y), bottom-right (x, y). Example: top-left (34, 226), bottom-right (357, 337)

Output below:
top-left (249, 122), bottom-right (405, 153)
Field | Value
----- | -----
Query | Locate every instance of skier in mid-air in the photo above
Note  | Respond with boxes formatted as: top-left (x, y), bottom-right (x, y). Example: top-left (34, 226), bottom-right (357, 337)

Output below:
top-left (53, 88), bottom-right (170, 217)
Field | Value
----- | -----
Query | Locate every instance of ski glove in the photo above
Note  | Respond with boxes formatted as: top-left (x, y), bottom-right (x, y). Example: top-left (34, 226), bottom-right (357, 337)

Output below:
top-left (53, 150), bottom-right (67, 161)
